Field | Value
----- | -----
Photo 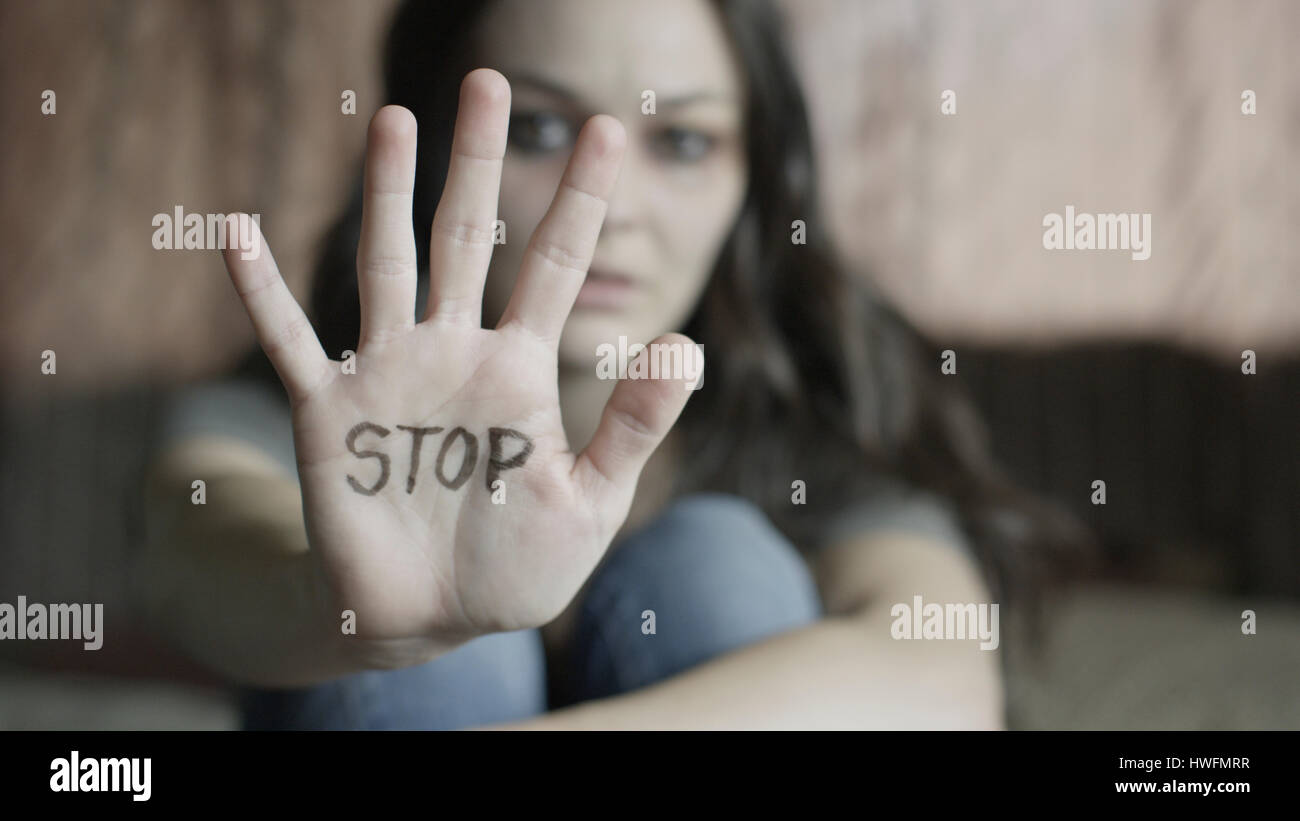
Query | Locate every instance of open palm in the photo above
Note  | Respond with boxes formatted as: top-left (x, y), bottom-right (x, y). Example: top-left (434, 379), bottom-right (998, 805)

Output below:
top-left (221, 69), bottom-right (698, 661)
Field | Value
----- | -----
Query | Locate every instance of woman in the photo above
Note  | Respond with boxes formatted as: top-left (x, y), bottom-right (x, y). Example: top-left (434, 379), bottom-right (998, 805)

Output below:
top-left (139, 0), bottom-right (1088, 729)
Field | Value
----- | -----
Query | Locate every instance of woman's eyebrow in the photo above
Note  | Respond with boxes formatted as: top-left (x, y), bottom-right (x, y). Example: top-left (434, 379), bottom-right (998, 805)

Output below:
top-left (656, 91), bottom-right (737, 109)
top-left (506, 73), bottom-right (579, 101)
top-left (507, 72), bottom-right (736, 109)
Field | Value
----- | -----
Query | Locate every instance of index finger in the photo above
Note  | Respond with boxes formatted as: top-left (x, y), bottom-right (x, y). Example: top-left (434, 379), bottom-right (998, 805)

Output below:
top-left (222, 215), bottom-right (332, 404)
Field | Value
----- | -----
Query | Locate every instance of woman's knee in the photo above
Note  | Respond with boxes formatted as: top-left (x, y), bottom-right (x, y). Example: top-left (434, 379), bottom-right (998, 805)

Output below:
top-left (607, 493), bottom-right (821, 622)
top-left (567, 493), bottom-right (822, 698)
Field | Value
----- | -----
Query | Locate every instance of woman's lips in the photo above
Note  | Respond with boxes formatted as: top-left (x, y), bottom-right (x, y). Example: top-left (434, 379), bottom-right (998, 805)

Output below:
top-left (574, 269), bottom-right (640, 310)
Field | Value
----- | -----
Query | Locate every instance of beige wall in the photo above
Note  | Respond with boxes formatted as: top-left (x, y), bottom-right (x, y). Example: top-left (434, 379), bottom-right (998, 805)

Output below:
top-left (789, 0), bottom-right (1299, 356)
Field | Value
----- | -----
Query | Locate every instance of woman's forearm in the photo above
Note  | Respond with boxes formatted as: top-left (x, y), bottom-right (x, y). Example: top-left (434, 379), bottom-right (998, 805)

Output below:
top-left (487, 609), bottom-right (1005, 730)
top-left (135, 436), bottom-right (460, 686)
top-left (135, 464), bottom-right (361, 687)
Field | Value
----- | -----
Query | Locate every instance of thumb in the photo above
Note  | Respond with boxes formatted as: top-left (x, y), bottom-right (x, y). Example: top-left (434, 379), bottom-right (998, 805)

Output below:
top-left (573, 333), bottom-right (703, 525)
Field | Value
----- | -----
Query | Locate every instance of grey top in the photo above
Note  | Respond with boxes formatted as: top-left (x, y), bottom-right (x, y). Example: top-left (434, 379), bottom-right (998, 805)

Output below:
top-left (155, 377), bottom-right (972, 555)
top-left (159, 378), bottom-right (299, 475)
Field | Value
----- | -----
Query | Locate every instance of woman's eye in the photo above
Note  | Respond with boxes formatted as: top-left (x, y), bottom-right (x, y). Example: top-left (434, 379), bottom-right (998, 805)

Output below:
top-left (653, 127), bottom-right (717, 162)
top-left (507, 112), bottom-right (573, 153)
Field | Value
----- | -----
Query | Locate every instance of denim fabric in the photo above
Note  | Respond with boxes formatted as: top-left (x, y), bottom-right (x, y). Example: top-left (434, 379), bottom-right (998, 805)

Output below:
top-left (240, 492), bottom-right (822, 730)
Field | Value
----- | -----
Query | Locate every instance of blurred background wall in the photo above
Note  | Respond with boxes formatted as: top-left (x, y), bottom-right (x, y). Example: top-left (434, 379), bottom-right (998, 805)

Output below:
top-left (5, 0), bottom-right (1297, 391)
top-left (1, 0), bottom-right (1296, 727)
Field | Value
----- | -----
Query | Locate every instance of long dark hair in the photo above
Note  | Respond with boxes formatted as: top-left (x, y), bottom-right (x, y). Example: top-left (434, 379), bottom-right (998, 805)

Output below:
top-left (281, 0), bottom-right (1096, 643)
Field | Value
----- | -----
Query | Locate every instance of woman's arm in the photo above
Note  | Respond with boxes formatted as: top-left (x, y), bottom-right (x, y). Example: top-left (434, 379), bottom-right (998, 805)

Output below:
top-left (487, 533), bottom-right (1003, 730)
top-left (135, 436), bottom-right (418, 687)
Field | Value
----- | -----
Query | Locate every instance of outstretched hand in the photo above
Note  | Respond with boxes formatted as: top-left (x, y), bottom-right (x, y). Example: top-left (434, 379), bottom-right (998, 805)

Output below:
top-left (221, 69), bottom-right (700, 665)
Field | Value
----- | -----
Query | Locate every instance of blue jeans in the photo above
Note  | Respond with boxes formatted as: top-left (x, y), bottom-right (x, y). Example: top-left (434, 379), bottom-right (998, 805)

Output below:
top-left (241, 493), bottom-right (823, 729)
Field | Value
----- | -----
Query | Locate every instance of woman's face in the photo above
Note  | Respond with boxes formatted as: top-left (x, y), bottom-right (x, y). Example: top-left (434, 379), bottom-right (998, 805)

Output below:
top-left (472, 0), bottom-right (748, 369)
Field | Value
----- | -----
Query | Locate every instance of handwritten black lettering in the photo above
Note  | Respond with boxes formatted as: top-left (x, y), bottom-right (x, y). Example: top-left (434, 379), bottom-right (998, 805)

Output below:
top-left (434, 427), bottom-right (478, 490)
top-left (396, 425), bottom-right (443, 494)
top-left (345, 422), bottom-right (535, 497)
top-left (345, 422), bottom-right (391, 495)
top-left (487, 427), bottom-right (534, 490)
